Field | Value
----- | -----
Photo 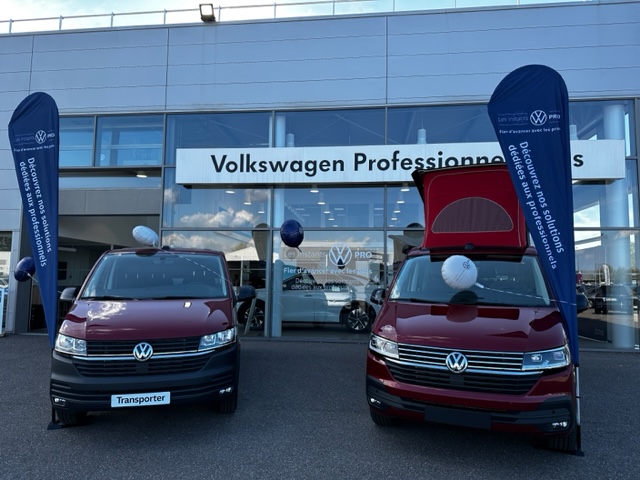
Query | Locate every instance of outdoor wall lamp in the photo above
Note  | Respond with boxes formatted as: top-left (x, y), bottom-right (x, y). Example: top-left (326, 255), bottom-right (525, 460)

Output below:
top-left (199, 4), bottom-right (216, 23)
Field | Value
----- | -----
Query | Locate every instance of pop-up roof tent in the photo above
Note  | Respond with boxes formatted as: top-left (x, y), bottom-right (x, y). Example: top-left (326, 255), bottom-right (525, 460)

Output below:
top-left (411, 164), bottom-right (527, 250)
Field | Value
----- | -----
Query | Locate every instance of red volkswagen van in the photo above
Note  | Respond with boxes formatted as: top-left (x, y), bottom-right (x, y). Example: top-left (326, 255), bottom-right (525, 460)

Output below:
top-left (366, 165), bottom-right (577, 453)
top-left (51, 246), bottom-right (255, 426)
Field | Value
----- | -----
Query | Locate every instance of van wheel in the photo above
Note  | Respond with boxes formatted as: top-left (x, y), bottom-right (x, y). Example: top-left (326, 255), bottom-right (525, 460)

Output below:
top-left (237, 301), bottom-right (265, 330)
top-left (217, 389), bottom-right (238, 414)
top-left (370, 410), bottom-right (396, 426)
top-left (343, 303), bottom-right (374, 333)
top-left (55, 410), bottom-right (88, 427)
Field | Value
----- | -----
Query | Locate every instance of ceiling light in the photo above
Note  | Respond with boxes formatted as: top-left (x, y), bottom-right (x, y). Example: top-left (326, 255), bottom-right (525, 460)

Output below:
top-left (136, 171), bottom-right (147, 178)
top-left (400, 183), bottom-right (410, 192)
top-left (310, 184), bottom-right (319, 193)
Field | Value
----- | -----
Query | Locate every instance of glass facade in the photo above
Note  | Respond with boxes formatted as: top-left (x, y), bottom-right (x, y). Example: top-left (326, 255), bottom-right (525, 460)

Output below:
top-left (95, 115), bottom-right (164, 167)
top-left (55, 99), bottom-right (639, 349)
top-left (0, 233), bottom-right (10, 332)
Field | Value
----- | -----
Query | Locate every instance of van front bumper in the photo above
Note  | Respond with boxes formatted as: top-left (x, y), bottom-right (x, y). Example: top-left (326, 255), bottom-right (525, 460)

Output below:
top-left (366, 350), bottom-right (576, 436)
top-left (367, 376), bottom-right (574, 434)
top-left (50, 342), bottom-right (240, 414)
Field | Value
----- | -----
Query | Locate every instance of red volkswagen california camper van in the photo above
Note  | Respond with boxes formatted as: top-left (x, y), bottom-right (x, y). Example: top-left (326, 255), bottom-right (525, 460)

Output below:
top-left (366, 165), bottom-right (577, 453)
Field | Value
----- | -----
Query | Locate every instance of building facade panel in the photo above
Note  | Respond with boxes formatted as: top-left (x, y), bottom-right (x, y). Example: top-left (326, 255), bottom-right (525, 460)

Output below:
top-left (27, 30), bottom-right (169, 112)
top-left (386, 2), bottom-right (640, 103)
top-left (48, 85), bottom-right (168, 113)
top-left (168, 16), bottom-right (386, 45)
top-left (165, 19), bottom-right (388, 110)
top-left (30, 65), bottom-right (169, 91)
top-left (31, 43), bottom-right (169, 70)
top-left (166, 77), bottom-right (388, 110)
top-left (31, 27), bottom-right (169, 52)
top-left (0, 88), bottom-right (31, 121)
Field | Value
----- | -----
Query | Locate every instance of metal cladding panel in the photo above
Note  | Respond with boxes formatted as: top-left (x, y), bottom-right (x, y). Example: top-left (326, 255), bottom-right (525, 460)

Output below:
top-left (412, 165), bottom-right (527, 250)
top-left (166, 18), bottom-right (387, 110)
top-left (34, 86), bottom-right (168, 114)
top-left (0, 34), bottom-right (32, 56)
top-left (32, 45), bottom-right (168, 71)
top-left (28, 29), bottom-right (169, 113)
top-left (168, 16), bottom-right (385, 45)
top-left (386, 1), bottom-right (640, 103)
top-left (0, 211), bottom-right (21, 230)
top-left (31, 65), bottom-right (167, 90)
top-left (31, 28), bottom-right (168, 51)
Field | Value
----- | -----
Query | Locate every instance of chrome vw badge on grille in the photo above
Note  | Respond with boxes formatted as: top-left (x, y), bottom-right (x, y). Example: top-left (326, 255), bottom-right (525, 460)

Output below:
top-left (133, 342), bottom-right (154, 362)
top-left (445, 352), bottom-right (468, 373)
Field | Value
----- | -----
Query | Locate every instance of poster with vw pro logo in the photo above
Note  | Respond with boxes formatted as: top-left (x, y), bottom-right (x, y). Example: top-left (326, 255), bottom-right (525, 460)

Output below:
top-left (281, 237), bottom-right (384, 298)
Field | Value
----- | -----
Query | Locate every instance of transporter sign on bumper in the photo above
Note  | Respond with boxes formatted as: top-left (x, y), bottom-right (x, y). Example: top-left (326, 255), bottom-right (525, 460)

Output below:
top-left (111, 392), bottom-right (171, 408)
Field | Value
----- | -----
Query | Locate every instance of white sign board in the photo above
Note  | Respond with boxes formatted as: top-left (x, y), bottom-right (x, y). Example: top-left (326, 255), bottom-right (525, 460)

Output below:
top-left (176, 140), bottom-right (625, 185)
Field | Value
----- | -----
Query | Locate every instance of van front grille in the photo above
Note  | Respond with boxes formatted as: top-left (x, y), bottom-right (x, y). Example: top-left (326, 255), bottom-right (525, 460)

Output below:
top-left (71, 337), bottom-right (211, 376)
top-left (388, 344), bottom-right (540, 395)
top-left (86, 337), bottom-right (201, 356)
top-left (398, 344), bottom-right (524, 371)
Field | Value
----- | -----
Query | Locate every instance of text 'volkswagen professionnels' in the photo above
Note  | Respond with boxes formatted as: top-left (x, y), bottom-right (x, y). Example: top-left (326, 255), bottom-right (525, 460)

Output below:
top-left (366, 165), bottom-right (578, 453)
top-left (51, 240), bottom-right (255, 427)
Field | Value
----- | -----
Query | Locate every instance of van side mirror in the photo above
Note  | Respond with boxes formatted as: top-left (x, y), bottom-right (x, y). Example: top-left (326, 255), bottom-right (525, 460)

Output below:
top-left (237, 284), bottom-right (256, 303)
top-left (59, 287), bottom-right (79, 302)
top-left (370, 287), bottom-right (386, 305)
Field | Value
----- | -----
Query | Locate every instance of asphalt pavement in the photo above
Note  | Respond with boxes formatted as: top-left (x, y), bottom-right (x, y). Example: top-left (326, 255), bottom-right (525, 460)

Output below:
top-left (0, 334), bottom-right (638, 480)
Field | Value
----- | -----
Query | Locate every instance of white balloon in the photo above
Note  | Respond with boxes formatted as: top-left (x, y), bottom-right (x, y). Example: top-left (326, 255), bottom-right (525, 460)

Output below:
top-left (442, 255), bottom-right (477, 290)
top-left (132, 225), bottom-right (159, 247)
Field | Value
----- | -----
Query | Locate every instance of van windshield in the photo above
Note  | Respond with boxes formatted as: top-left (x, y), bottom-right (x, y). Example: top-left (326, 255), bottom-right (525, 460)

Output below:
top-left (389, 254), bottom-right (552, 308)
top-left (80, 251), bottom-right (228, 300)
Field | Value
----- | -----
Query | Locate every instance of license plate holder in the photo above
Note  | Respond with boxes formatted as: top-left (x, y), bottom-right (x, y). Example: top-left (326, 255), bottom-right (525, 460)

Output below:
top-left (424, 405), bottom-right (491, 430)
top-left (111, 392), bottom-right (171, 408)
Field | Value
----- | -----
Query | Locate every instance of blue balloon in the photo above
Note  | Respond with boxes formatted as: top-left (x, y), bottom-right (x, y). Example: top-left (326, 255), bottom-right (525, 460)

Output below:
top-left (14, 256), bottom-right (36, 282)
top-left (280, 219), bottom-right (304, 249)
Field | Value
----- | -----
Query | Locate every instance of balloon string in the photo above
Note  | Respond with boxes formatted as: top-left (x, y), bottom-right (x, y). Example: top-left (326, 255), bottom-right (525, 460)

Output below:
top-left (474, 282), bottom-right (578, 309)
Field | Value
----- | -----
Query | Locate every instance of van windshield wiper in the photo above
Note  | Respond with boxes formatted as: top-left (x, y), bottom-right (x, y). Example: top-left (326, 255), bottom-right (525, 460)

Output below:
top-left (146, 295), bottom-right (205, 300)
top-left (391, 297), bottom-right (439, 304)
top-left (81, 295), bottom-right (137, 300)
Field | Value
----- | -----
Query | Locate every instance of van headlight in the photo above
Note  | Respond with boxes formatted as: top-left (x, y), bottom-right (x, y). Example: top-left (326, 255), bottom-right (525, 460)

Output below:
top-left (369, 334), bottom-right (399, 359)
top-left (522, 345), bottom-right (571, 371)
top-left (199, 327), bottom-right (237, 351)
top-left (54, 334), bottom-right (87, 356)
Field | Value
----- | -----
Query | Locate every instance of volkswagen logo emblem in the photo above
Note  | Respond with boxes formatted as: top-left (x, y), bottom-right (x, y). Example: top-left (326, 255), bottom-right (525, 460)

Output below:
top-left (133, 342), bottom-right (154, 362)
top-left (35, 130), bottom-right (47, 144)
top-left (328, 244), bottom-right (352, 269)
top-left (530, 110), bottom-right (547, 126)
top-left (445, 352), bottom-right (468, 373)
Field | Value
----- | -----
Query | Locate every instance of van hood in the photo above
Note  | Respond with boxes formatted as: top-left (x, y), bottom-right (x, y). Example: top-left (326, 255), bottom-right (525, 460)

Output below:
top-left (373, 301), bottom-right (565, 352)
top-left (60, 298), bottom-right (234, 341)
